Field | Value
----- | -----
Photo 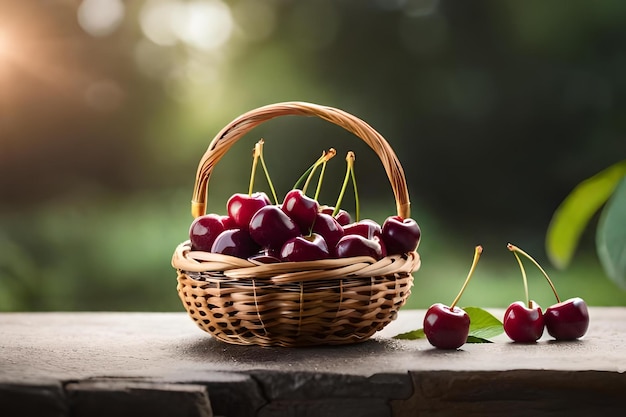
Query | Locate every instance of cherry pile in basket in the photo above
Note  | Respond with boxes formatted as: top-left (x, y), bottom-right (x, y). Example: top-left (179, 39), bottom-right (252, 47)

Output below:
top-left (188, 140), bottom-right (421, 263)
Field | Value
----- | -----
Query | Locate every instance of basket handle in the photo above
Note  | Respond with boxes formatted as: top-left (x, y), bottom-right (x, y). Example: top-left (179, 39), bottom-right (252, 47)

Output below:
top-left (191, 101), bottom-right (411, 219)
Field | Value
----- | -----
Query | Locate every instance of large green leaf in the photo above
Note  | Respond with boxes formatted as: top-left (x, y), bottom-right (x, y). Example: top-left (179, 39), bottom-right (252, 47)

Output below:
top-left (596, 176), bottom-right (626, 290)
top-left (546, 160), bottom-right (626, 269)
top-left (465, 306), bottom-right (503, 340)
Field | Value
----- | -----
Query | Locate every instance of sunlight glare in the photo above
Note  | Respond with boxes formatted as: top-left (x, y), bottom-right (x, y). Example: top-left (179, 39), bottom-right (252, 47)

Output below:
top-left (173, 0), bottom-right (233, 51)
top-left (77, 0), bottom-right (125, 37)
top-left (140, 0), bottom-right (233, 51)
top-left (139, 0), bottom-right (180, 46)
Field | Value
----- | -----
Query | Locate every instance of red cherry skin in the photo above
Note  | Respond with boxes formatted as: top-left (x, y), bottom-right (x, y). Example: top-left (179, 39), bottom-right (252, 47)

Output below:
top-left (381, 215), bottom-right (421, 255)
top-left (227, 192), bottom-right (271, 230)
top-left (189, 214), bottom-right (226, 252)
top-left (321, 206), bottom-right (352, 226)
top-left (334, 210), bottom-right (352, 226)
top-left (423, 303), bottom-right (470, 350)
top-left (503, 301), bottom-right (544, 343)
top-left (210, 229), bottom-right (259, 259)
top-left (335, 234), bottom-right (384, 260)
top-left (282, 189), bottom-right (320, 234)
top-left (544, 297), bottom-right (589, 340)
top-left (280, 234), bottom-right (330, 262)
top-left (343, 219), bottom-right (382, 240)
top-left (249, 205), bottom-right (300, 250)
top-left (311, 212), bottom-right (344, 255)
top-left (220, 215), bottom-right (237, 230)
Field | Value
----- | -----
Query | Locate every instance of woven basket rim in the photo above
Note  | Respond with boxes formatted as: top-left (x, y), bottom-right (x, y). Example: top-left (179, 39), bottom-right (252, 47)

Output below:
top-left (172, 240), bottom-right (420, 284)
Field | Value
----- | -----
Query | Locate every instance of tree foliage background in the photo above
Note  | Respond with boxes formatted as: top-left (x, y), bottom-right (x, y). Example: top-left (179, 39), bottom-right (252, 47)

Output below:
top-left (1, 0), bottom-right (625, 311)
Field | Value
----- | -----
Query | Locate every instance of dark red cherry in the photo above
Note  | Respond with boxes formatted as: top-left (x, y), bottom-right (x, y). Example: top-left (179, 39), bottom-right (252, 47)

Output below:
top-left (423, 303), bottom-right (470, 350)
top-left (311, 212), bottom-right (344, 255)
top-left (189, 213), bottom-right (226, 252)
top-left (503, 301), bottom-right (544, 343)
top-left (210, 229), bottom-right (259, 259)
top-left (282, 189), bottom-right (319, 234)
top-left (544, 297), bottom-right (589, 340)
top-left (280, 234), bottom-right (329, 262)
top-left (321, 206), bottom-right (352, 226)
top-left (249, 205), bottom-right (300, 250)
top-left (343, 219), bottom-right (382, 240)
top-left (227, 192), bottom-right (271, 230)
top-left (382, 215), bottom-right (421, 255)
top-left (335, 234), bottom-right (384, 260)
top-left (220, 215), bottom-right (237, 230)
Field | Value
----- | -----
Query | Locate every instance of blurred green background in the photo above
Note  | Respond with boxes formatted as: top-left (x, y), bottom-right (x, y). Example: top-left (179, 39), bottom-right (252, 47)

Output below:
top-left (1, 0), bottom-right (625, 312)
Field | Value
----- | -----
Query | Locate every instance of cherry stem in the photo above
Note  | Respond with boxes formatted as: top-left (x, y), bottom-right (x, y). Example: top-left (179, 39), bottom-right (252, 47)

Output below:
top-left (511, 251), bottom-right (530, 307)
top-left (450, 245), bottom-right (483, 309)
top-left (314, 149), bottom-right (336, 201)
top-left (256, 139), bottom-right (279, 204)
top-left (248, 141), bottom-right (261, 196)
top-left (295, 149), bottom-right (334, 193)
top-left (333, 151), bottom-right (357, 220)
top-left (507, 243), bottom-right (561, 303)
top-left (349, 152), bottom-right (360, 222)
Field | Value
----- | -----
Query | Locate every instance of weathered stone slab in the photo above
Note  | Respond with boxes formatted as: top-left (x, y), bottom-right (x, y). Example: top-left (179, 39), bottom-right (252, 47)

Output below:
top-left (0, 382), bottom-right (67, 417)
top-left (392, 370), bottom-right (626, 417)
top-left (1, 308), bottom-right (625, 416)
top-left (65, 380), bottom-right (212, 417)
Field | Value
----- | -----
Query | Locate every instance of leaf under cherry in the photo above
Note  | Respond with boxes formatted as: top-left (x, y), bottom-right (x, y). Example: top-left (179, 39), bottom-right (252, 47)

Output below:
top-left (393, 306), bottom-right (503, 343)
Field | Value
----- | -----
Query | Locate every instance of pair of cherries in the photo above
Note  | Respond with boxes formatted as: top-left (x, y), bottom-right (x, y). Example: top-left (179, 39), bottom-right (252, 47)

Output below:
top-left (189, 188), bottom-right (421, 263)
top-left (423, 244), bottom-right (590, 350)
top-left (503, 243), bottom-right (589, 343)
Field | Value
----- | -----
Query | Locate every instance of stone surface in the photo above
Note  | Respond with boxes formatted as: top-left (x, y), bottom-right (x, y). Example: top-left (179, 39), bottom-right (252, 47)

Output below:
top-left (1, 308), bottom-right (625, 416)
top-left (66, 381), bottom-right (212, 417)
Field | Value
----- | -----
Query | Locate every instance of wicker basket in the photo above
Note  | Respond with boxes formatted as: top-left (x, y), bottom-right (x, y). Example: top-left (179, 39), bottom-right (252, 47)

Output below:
top-left (172, 101), bottom-right (421, 347)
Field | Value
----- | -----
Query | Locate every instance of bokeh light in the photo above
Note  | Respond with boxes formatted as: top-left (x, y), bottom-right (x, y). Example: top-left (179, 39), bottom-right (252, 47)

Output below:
top-left (77, 0), bottom-right (125, 37)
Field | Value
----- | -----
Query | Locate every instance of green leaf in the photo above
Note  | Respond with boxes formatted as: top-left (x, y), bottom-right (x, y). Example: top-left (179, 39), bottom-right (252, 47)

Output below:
top-left (466, 335), bottom-right (493, 344)
top-left (392, 307), bottom-right (503, 342)
top-left (465, 306), bottom-right (503, 341)
top-left (546, 160), bottom-right (626, 269)
top-left (596, 176), bottom-right (626, 290)
top-left (393, 328), bottom-right (425, 340)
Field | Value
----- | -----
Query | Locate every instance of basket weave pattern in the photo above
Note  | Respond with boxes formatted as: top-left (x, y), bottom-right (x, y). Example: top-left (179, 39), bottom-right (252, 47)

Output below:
top-left (172, 102), bottom-right (421, 347)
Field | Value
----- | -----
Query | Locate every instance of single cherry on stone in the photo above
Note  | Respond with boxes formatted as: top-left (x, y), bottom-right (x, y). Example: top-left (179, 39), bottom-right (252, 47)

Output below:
top-left (507, 243), bottom-right (589, 341)
top-left (503, 300), bottom-right (544, 343)
top-left (503, 244), bottom-right (545, 343)
top-left (423, 245), bottom-right (483, 350)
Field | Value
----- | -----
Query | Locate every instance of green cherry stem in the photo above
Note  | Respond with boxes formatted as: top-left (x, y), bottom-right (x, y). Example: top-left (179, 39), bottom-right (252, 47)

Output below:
top-left (303, 148), bottom-right (336, 195)
top-left (348, 151), bottom-right (360, 222)
top-left (333, 151), bottom-right (356, 219)
top-left (294, 150), bottom-right (330, 192)
top-left (450, 245), bottom-right (483, 309)
top-left (314, 148), bottom-right (336, 201)
top-left (507, 243), bottom-right (561, 303)
top-left (248, 141), bottom-right (261, 196)
top-left (511, 249), bottom-right (531, 308)
top-left (256, 139), bottom-right (279, 204)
